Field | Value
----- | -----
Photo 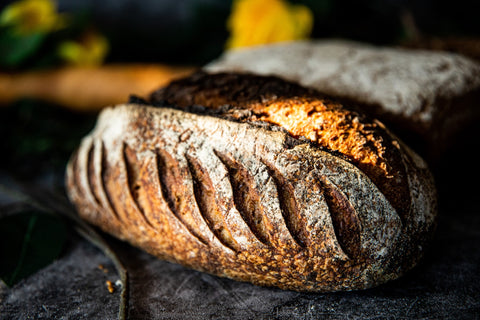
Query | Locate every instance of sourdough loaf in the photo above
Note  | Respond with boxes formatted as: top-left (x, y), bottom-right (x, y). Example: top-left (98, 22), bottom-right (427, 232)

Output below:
top-left (205, 40), bottom-right (480, 159)
top-left (66, 72), bottom-right (437, 292)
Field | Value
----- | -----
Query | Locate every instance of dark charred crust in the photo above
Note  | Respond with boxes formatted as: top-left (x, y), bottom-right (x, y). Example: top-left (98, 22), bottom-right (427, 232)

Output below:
top-left (128, 95), bottom-right (148, 105)
top-left (150, 71), bottom-right (320, 108)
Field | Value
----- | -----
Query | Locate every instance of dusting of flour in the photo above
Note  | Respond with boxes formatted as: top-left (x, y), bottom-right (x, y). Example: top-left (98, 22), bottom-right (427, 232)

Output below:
top-left (205, 40), bottom-right (480, 121)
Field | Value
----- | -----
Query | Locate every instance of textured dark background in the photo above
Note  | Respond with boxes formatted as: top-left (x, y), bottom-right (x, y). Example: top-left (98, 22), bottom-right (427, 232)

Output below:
top-left (1, 0), bottom-right (479, 319)
top-left (1, 0), bottom-right (480, 65)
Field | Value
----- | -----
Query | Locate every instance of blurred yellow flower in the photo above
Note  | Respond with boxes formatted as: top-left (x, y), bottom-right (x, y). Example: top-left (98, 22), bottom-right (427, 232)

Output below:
top-left (0, 0), bottom-right (67, 35)
top-left (57, 31), bottom-right (109, 66)
top-left (226, 0), bottom-right (313, 49)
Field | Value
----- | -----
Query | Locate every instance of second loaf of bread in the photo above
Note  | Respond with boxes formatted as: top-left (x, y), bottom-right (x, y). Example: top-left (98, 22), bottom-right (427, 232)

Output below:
top-left (66, 72), bottom-right (437, 292)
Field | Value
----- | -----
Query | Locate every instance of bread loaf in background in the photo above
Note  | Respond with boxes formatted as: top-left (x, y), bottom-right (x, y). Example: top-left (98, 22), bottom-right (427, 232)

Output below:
top-left (205, 40), bottom-right (480, 160)
top-left (66, 72), bottom-right (437, 292)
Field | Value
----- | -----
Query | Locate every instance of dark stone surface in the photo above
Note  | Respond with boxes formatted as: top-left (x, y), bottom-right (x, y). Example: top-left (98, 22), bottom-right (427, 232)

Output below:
top-left (1, 196), bottom-right (479, 319)
top-left (1, 118), bottom-right (480, 319)
top-left (0, 234), bottom-right (120, 320)
top-left (1, 93), bottom-right (479, 320)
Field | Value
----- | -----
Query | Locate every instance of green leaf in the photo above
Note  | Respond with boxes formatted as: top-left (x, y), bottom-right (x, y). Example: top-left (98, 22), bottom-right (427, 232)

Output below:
top-left (0, 210), bottom-right (67, 287)
top-left (0, 31), bottom-right (45, 67)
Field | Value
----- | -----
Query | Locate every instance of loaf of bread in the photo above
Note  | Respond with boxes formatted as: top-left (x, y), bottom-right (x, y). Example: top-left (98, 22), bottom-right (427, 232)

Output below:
top-left (205, 40), bottom-right (480, 159)
top-left (66, 72), bottom-right (437, 292)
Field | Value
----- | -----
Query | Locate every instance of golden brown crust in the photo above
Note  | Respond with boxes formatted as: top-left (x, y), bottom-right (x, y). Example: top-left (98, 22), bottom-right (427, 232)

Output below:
top-left (66, 73), bottom-right (437, 292)
top-left (204, 40), bottom-right (480, 160)
top-left (149, 72), bottom-right (410, 221)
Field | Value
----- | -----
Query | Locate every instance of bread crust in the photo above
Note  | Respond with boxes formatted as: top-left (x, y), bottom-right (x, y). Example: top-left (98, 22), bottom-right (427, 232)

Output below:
top-left (66, 74), bottom-right (437, 292)
top-left (205, 40), bottom-right (480, 159)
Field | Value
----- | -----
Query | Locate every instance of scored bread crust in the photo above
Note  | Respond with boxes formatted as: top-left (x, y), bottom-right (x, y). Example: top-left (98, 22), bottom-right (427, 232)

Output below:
top-left (205, 40), bottom-right (480, 158)
top-left (66, 73), bottom-right (437, 292)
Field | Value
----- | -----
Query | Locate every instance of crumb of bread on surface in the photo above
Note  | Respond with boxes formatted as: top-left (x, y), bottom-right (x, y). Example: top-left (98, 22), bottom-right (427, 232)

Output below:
top-left (105, 280), bottom-right (115, 293)
top-left (98, 264), bottom-right (109, 273)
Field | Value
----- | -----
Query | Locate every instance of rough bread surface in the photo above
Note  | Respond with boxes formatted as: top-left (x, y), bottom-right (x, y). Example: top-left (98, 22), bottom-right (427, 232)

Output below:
top-left (66, 74), bottom-right (437, 292)
top-left (205, 40), bottom-right (480, 155)
top-left (150, 72), bottom-right (419, 226)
